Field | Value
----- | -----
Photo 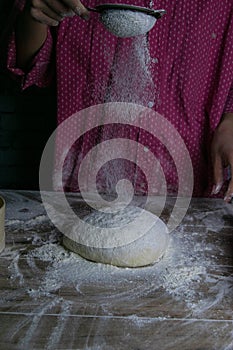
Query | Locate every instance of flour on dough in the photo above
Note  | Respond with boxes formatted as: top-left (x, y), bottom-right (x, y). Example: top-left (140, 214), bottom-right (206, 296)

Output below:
top-left (63, 205), bottom-right (169, 268)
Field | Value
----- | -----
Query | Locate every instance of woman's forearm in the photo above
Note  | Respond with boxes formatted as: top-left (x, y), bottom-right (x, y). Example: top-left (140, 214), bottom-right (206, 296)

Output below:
top-left (15, 0), bottom-right (89, 69)
top-left (16, 6), bottom-right (48, 69)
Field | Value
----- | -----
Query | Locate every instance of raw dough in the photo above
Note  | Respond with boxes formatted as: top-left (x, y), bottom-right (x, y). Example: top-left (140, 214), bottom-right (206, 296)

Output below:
top-left (63, 205), bottom-right (169, 268)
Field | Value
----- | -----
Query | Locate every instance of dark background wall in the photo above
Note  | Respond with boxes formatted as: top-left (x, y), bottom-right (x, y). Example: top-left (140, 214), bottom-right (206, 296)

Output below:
top-left (0, 87), bottom-right (56, 190)
top-left (0, 1), bottom-right (56, 190)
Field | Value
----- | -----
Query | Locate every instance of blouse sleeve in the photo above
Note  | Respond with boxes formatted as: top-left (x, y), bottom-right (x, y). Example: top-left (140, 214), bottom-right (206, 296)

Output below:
top-left (6, 0), bottom-right (55, 90)
top-left (223, 82), bottom-right (233, 114)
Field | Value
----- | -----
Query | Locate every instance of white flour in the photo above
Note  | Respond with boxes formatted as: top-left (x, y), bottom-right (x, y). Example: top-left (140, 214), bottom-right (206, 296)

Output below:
top-left (4, 195), bottom-right (232, 317)
top-left (2, 193), bottom-right (233, 349)
top-left (104, 35), bottom-right (156, 109)
top-left (9, 225), bottom-right (229, 319)
top-left (100, 10), bottom-right (156, 38)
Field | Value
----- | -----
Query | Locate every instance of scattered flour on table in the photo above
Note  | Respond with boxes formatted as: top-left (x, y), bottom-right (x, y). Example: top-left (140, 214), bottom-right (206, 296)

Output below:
top-left (29, 243), bottom-right (70, 262)
top-left (4, 195), bottom-right (233, 318)
top-left (6, 214), bottom-right (49, 227)
top-left (15, 228), bottom-right (229, 317)
top-left (5, 217), bottom-right (233, 349)
top-left (184, 211), bottom-right (226, 232)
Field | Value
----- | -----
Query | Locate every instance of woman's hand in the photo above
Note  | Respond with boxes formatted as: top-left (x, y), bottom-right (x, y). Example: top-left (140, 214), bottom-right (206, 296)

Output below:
top-left (211, 113), bottom-right (233, 202)
top-left (16, 0), bottom-right (89, 67)
top-left (28, 0), bottom-right (90, 26)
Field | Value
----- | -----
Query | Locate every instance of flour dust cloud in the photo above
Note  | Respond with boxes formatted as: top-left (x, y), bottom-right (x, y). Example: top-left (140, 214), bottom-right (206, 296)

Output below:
top-left (105, 35), bottom-right (156, 109)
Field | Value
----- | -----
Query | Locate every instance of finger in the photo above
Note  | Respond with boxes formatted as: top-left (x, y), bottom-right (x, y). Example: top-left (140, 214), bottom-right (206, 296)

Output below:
top-left (224, 178), bottom-right (233, 202)
top-left (44, 0), bottom-right (74, 17)
top-left (31, 0), bottom-right (64, 22)
top-left (224, 159), bottom-right (233, 202)
top-left (31, 6), bottom-right (60, 26)
top-left (61, 0), bottom-right (90, 19)
top-left (211, 154), bottom-right (224, 194)
top-left (31, 0), bottom-right (75, 23)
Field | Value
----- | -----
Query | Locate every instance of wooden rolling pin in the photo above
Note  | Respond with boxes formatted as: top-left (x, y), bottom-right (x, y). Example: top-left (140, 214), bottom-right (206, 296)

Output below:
top-left (0, 196), bottom-right (5, 253)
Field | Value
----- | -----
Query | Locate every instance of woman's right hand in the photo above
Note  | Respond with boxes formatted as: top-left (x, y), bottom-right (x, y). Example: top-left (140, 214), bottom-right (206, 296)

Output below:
top-left (28, 0), bottom-right (90, 26)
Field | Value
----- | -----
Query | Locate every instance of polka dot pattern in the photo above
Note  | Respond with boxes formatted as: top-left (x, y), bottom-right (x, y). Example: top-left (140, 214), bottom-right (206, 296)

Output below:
top-left (6, 0), bottom-right (233, 196)
top-left (7, 28), bottom-right (54, 89)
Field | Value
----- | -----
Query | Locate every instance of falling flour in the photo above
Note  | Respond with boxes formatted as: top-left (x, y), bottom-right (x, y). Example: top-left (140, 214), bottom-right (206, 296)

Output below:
top-left (104, 35), bottom-right (156, 109)
top-left (61, 33), bottom-right (161, 264)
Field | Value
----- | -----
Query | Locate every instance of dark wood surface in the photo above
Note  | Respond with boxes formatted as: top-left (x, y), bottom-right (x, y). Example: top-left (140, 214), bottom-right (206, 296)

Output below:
top-left (0, 190), bottom-right (232, 350)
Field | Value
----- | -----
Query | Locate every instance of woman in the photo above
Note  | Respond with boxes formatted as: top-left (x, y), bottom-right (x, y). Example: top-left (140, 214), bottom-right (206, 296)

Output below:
top-left (7, 0), bottom-right (233, 200)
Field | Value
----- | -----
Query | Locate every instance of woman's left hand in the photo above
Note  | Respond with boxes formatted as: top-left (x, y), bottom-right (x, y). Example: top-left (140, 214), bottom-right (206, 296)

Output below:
top-left (211, 113), bottom-right (233, 202)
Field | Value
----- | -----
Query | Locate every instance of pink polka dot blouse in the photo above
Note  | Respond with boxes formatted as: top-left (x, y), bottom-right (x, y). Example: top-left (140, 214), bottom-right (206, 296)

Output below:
top-left (7, 0), bottom-right (233, 197)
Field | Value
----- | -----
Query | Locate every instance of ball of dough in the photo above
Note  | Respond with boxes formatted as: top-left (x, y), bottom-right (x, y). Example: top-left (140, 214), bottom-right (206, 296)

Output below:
top-left (63, 205), bottom-right (169, 268)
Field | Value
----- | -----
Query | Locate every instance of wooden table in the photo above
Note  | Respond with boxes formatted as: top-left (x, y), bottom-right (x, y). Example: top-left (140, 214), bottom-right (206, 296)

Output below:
top-left (0, 190), bottom-right (233, 350)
